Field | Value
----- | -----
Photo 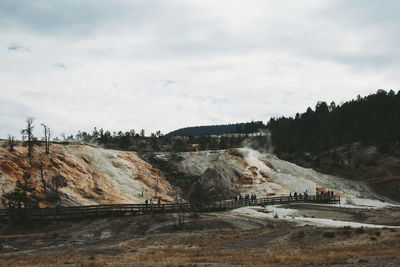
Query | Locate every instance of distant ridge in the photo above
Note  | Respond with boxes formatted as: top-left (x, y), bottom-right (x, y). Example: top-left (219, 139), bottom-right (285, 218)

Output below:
top-left (166, 121), bottom-right (266, 137)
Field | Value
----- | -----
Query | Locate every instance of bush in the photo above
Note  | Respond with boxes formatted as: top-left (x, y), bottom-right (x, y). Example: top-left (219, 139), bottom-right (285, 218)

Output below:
top-left (342, 230), bottom-right (352, 236)
top-left (266, 222), bottom-right (275, 229)
top-left (356, 227), bottom-right (365, 234)
top-left (346, 197), bottom-right (354, 205)
top-left (297, 231), bottom-right (305, 238)
top-left (322, 231), bottom-right (336, 238)
top-left (190, 212), bottom-right (200, 219)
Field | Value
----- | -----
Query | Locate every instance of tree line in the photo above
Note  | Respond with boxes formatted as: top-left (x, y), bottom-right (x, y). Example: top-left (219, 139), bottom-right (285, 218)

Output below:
top-left (267, 89), bottom-right (400, 154)
top-left (166, 121), bottom-right (266, 137)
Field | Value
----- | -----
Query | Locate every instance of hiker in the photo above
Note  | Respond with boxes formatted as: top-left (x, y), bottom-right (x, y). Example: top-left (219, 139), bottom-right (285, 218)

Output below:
top-left (158, 197), bottom-right (161, 206)
top-left (145, 199), bottom-right (148, 205)
top-left (150, 199), bottom-right (153, 205)
top-left (56, 201), bottom-right (60, 215)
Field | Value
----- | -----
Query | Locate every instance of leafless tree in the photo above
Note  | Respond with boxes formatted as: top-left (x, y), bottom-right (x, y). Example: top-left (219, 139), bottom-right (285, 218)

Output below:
top-left (172, 188), bottom-right (185, 228)
top-left (154, 178), bottom-right (159, 197)
top-left (21, 117), bottom-right (35, 157)
top-left (49, 174), bottom-right (67, 200)
top-left (39, 163), bottom-right (47, 197)
top-left (41, 123), bottom-right (52, 154)
top-left (8, 135), bottom-right (16, 152)
top-left (20, 172), bottom-right (35, 208)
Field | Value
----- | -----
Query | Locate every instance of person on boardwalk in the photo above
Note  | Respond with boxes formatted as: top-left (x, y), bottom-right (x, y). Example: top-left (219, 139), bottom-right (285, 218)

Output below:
top-left (158, 197), bottom-right (161, 207)
top-left (56, 201), bottom-right (60, 216)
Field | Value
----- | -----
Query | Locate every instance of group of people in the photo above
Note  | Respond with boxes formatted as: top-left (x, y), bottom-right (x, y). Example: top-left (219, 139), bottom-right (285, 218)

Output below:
top-left (289, 190), bottom-right (335, 200)
top-left (316, 190), bottom-right (335, 199)
top-left (289, 191), bottom-right (308, 200)
top-left (145, 198), bottom-right (161, 206)
top-left (234, 193), bottom-right (257, 201)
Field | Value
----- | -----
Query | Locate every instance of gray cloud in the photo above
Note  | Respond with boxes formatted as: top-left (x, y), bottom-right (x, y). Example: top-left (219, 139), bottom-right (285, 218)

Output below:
top-left (53, 63), bottom-right (67, 69)
top-left (8, 43), bottom-right (30, 52)
top-left (1, 0), bottom-right (399, 139)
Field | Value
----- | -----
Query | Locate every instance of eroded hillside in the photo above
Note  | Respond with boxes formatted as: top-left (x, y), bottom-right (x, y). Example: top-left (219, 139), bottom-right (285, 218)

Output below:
top-left (0, 143), bottom-right (176, 207)
top-left (145, 148), bottom-right (387, 203)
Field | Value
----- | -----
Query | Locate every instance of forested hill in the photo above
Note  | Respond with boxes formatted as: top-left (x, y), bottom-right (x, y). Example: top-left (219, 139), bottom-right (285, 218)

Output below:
top-left (267, 89), bottom-right (400, 154)
top-left (166, 121), bottom-right (266, 137)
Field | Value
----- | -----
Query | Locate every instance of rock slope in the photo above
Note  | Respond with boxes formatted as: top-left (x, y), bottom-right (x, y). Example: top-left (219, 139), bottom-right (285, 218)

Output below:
top-left (145, 148), bottom-right (386, 202)
top-left (0, 143), bottom-right (175, 207)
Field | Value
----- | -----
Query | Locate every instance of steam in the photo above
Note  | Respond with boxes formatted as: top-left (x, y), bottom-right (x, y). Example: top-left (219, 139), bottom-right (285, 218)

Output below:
top-left (240, 129), bottom-right (274, 154)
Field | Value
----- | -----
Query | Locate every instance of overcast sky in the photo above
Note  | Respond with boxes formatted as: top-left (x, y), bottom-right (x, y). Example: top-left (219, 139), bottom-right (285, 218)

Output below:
top-left (1, 0), bottom-right (399, 139)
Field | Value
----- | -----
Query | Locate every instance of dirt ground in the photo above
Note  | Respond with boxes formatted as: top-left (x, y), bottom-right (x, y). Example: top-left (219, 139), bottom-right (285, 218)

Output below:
top-left (0, 204), bottom-right (400, 266)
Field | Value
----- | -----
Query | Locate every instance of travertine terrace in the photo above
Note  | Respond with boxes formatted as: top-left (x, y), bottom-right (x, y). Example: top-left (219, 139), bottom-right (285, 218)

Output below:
top-left (0, 143), bottom-right (175, 207)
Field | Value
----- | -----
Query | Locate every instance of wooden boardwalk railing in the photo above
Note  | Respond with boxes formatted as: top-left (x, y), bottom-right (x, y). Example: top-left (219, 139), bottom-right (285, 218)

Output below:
top-left (0, 195), bottom-right (340, 221)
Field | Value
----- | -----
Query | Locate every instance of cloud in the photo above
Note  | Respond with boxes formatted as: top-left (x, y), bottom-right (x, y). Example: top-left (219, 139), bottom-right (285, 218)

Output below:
top-left (53, 63), bottom-right (67, 69)
top-left (0, 0), bottom-right (399, 139)
top-left (163, 80), bottom-right (176, 87)
top-left (8, 43), bottom-right (29, 51)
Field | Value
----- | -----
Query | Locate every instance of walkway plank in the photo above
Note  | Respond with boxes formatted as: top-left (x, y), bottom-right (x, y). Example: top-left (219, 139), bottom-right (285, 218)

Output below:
top-left (0, 195), bottom-right (340, 221)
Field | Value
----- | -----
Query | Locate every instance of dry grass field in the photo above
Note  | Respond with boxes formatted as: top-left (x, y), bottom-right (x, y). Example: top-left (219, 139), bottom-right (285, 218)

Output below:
top-left (1, 205), bottom-right (399, 266)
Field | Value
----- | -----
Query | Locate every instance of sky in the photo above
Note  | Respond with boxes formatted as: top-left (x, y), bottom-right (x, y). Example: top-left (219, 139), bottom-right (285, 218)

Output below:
top-left (1, 0), bottom-right (400, 139)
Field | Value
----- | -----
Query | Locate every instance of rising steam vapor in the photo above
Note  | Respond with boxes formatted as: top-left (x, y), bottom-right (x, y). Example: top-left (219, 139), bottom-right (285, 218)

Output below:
top-left (240, 129), bottom-right (274, 154)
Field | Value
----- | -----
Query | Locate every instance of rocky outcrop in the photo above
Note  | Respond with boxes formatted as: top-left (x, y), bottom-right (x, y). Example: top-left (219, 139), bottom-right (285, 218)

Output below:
top-left (187, 168), bottom-right (239, 202)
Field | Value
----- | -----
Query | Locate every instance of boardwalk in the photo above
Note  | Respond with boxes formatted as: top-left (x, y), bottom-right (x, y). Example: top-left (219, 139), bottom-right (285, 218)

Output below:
top-left (0, 195), bottom-right (340, 221)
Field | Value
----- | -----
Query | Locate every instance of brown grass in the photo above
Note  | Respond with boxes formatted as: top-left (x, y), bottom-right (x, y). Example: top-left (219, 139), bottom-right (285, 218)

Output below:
top-left (1, 227), bottom-right (399, 266)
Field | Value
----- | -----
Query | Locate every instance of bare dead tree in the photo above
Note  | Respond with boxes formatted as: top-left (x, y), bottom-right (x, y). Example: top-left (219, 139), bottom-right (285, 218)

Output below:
top-left (48, 174), bottom-right (67, 201)
top-left (8, 135), bottom-right (16, 152)
top-left (172, 188), bottom-right (185, 228)
top-left (21, 117), bottom-right (35, 157)
top-left (154, 177), bottom-right (159, 197)
top-left (39, 163), bottom-right (47, 197)
top-left (41, 123), bottom-right (52, 154)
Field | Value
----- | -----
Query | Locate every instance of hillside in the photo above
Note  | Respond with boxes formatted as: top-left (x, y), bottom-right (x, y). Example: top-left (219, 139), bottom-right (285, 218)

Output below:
top-left (0, 143), bottom-right (176, 207)
top-left (279, 143), bottom-right (400, 202)
top-left (1, 142), bottom-right (394, 209)
top-left (144, 148), bottom-right (388, 204)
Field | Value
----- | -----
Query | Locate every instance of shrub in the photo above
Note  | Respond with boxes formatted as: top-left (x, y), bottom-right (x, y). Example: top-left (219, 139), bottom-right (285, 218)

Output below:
top-left (356, 227), bottom-right (365, 234)
top-left (342, 230), bottom-right (352, 236)
top-left (297, 231), bottom-right (305, 238)
top-left (346, 197), bottom-right (354, 205)
top-left (266, 222), bottom-right (275, 229)
top-left (322, 231), bottom-right (336, 238)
